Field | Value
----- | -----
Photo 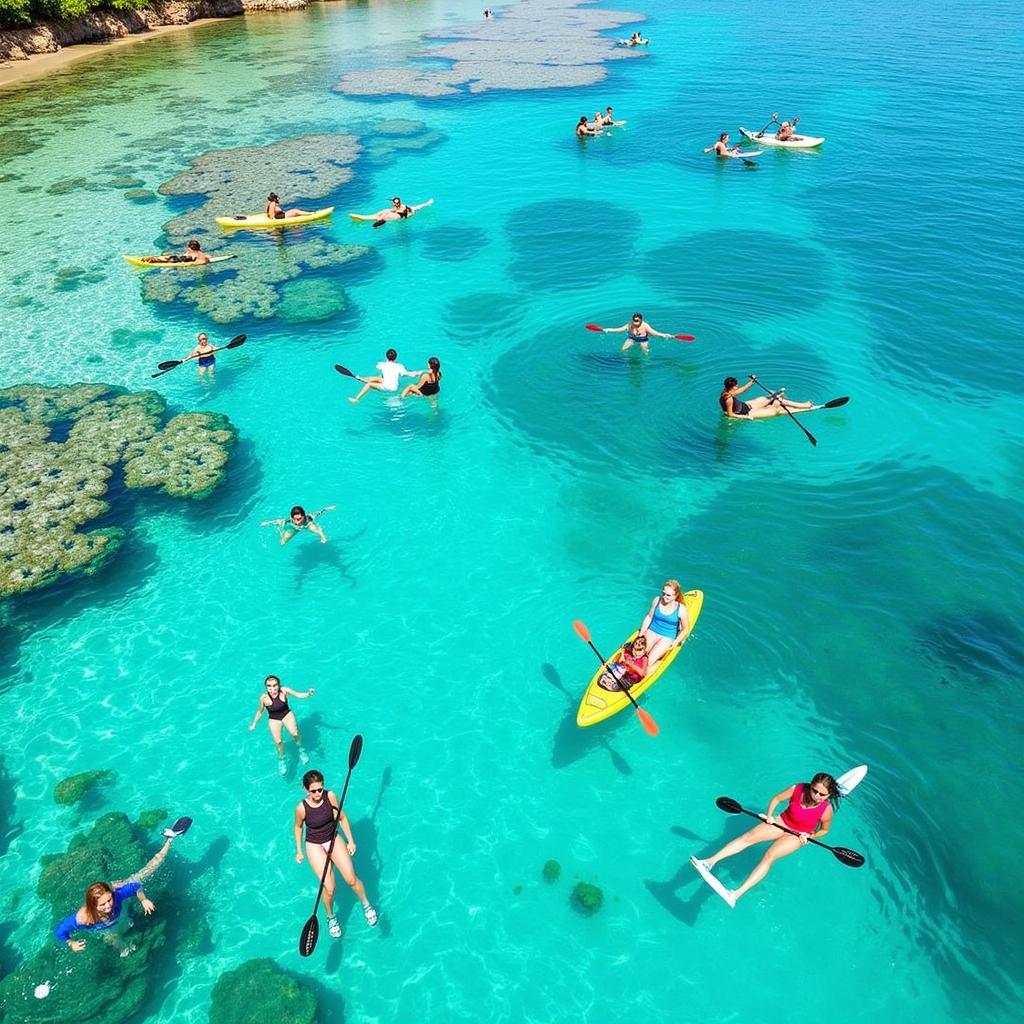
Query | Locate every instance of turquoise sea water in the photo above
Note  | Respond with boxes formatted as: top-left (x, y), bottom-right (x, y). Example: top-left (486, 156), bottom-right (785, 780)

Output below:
top-left (1, 1), bottom-right (1022, 1022)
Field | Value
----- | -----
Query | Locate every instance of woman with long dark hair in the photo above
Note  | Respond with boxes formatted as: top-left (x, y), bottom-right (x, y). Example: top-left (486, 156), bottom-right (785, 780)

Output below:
top-left (691, 773), bottom-right (843, 907)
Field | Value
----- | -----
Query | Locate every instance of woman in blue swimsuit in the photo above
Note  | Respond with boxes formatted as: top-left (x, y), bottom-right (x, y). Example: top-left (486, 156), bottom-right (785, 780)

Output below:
top-left (179, 333), bottom-right (219, 378)
top-left (639, 579), bottom-right (691, 668)
top-left (602, 313), bottom-right (675, 353)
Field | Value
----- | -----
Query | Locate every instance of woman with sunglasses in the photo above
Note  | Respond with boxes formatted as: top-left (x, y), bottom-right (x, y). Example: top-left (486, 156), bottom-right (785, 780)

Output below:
top-left (351, 196), bottom-right (434, 229)
top-left (249, 674), bottom-right (314, 776)
top-left (294, 770), bottom-right (378, 938)
top-left (638, 579), bottom-right (691, 669)
top-left (690, 773), bottom-right (843, 907)
top-left (600, 313), bottom-right (676, 353)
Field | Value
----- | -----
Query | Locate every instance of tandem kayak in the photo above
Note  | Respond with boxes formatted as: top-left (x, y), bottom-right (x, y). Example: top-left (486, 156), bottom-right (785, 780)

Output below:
top-left (123, 254), bottom-right (236, 268)
top-left (739, 128), bottom-right (825, 148)
top-left (215, 207), bottom-right (334, 229)
top-left (576, 589), bottom-right (704, 727)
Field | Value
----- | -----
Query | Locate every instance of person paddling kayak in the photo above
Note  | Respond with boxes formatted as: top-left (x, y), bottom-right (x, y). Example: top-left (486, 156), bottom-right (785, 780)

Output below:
top-left (720, 376), bottom-right (819, 418)
top-left (776, 117), bottom-right (803, 142)
top-left (690, 773), bottom-right (842, 907)
top-left (601, 313), bottom-right (676, 353)
top-left (597, 634), bottom-right (649, 692)
top-left (266, 193), bottom-right (315, 220)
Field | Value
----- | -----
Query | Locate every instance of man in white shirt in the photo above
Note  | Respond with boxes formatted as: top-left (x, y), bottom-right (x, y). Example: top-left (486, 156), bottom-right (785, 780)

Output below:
top-left (348, 348), bottom-right (423, 404)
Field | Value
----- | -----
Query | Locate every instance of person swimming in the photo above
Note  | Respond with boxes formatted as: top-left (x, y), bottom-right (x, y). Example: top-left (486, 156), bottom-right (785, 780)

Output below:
top-left (249, 674), bottom-right (315, 776)
top-left (401, 356), bottom-right (442, 398)
top-left (53, 819), bottom-right (191, 953)
top-left (260, 505), bottom-right (335, 545)
top-left (348, 349), bottom-right (424, 404)
top-left (576, 115), bottom-right (602, 138)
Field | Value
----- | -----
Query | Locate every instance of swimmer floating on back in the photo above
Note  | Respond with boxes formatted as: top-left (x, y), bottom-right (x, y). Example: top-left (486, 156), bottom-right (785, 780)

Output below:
top-left (350, 196), bottom-right (434, 228)
top-left (250, 674), bottom-right (314, 776)
top-left (260, 505), bottom-right (335, 545)
top-left (53, 817), bottom-right (192, 954)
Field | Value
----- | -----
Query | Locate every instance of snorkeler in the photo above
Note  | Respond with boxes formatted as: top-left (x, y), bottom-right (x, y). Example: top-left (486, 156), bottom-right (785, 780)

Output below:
top-left (260, 505), bottom-right (335, 545)
top-left (401, 357), bottom-right (442, 398)
top-left (53, 817), bottom-right (192, 953)
top-left (350, 196), bottom-right (434, 228)
top-left (250, 674), bottom-right (314, 776)
top-left (348, 349), bottom-right (424, 403)
top-left (294, 769), bottom-right (378, 938)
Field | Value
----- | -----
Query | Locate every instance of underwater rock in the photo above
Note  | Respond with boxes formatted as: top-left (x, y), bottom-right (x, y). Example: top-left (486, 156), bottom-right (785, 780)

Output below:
top-left (123, 412), bottom-right (237, 500)
top-left (0, 384), bottom-right (238, 599)
top-left (571, 881), bottom-right (603, 915)
top-left (135, 809), bottom-right (169, 831)
top-left (335, 0), bottom-right (645, 97)
top-left (53, 770), bottom-right (116, 806)
top-left (276, 276), bottom-right (348, 323)
top-left (208, 958), bottom-right (318, 1024)
top-left (542, 859), bottom-right (561, 883)
top-left (0, 812), bottom-right (168, 1024)
top-left (123, 190), bottom-right (156, 203)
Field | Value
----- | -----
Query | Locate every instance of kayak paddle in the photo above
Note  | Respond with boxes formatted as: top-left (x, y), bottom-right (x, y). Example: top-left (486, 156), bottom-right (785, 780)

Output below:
top-left (584, 324), bottom-right (695, 342)
top-left (754, 112), bottom-right (780, 138)
top-left (572, 620), bottom-right (659, 736)
top-left (334, 364), bottom-right (357, 378)
top-left (299, 733), bottom-right (364, 957)
top-left (747, 376), bottom-right (849, 446)
top-left (151, 335), bottom-right (246, 378)
top-left (715, 796), bottom-right (865, 867)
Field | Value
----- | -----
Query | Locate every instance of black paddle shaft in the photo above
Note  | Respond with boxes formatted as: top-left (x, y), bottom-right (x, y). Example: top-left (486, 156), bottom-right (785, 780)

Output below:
top-left (716, 797), bottom-right (865, 867)
top-left (747, 376), bottom-right (818, 446)
top-left (583, 638), bottom-right (645, 714)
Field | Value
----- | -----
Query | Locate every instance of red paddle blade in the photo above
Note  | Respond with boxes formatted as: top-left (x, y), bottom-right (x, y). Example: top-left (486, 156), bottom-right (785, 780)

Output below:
top-left (637, 707), bottom-right (660, 736)
top-left (572, 619), bottom-right (591, 642)
top-left (584, 324), bottom-right (604, 332)
top-left (674, 335), bottom-right (695, 342)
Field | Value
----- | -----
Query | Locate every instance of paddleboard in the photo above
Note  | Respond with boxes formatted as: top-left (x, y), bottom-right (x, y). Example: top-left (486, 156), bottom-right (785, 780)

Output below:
top-left (733, 150), bottom-right (763, 159)
top-left (576, 589), bottom-right (703, 727)
top-left (738, 127), bottom-right (825, 148)
top-left (349, 213), bottom-right (377, 222)
top-left (123, 254), bottom-right (236, 269)
top-left (215, 207), bottom-right (333, 229)
top-left (690, 857), bottom-right (735, 907)
top-left (836, 764), bottom-right (867, 796)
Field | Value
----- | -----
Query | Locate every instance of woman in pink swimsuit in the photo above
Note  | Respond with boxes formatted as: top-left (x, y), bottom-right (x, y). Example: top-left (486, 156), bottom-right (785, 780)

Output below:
top-left (691, 772), bottom-right (841, 906)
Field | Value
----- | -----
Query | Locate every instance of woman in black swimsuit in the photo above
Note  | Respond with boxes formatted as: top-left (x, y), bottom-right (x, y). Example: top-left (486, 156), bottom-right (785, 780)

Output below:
top-left (720, 375), bottom-right (817, 419)
top-left (401, 356), bottom-right (442, 398)
top-left (293, 769), bottom-right (378, 939)
top-left (249, 675), bottom-right (315, 776)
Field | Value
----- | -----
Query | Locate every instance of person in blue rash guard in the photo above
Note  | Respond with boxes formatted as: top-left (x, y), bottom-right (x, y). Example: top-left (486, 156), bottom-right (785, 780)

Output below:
top-left (53, 819), bottom-right (190, 954)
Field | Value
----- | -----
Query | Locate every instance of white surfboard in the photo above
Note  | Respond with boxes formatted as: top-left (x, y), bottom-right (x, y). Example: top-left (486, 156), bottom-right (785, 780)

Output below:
top-left (691, 856), bottom-right (735, 907)
top-left (836, 764), bottom-right (868, 796)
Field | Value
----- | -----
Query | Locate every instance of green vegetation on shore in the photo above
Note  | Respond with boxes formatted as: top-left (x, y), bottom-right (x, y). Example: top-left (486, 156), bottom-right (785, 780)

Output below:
top-left (0, 0), bottom-right (151, 30)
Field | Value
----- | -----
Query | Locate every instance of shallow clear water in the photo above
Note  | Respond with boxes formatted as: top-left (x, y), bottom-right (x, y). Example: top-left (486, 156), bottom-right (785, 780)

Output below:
top-left (1, 1), bottom-right (1022, 1022)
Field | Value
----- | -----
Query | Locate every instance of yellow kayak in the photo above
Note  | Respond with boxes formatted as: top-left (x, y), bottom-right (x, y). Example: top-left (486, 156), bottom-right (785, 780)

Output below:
top-left (576, 589), bottom-right (704, 727)
top-left (215, 207), bottom-right (334, 229)
top-left (123, 254), bottom-right (236, 268)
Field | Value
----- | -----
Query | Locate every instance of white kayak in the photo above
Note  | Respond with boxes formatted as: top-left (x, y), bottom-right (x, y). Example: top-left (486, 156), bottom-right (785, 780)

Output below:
top-left (693, 764), bottom-right (868, 907)
top-left (739, 127), bottom-right (825, 148)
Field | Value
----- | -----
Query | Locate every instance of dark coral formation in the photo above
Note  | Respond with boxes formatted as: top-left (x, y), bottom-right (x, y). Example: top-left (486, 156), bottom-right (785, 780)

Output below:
top-left (571, 881), bottom-right (603, 915)
top-left (542, 859), bottom-right (561, 883)
top-left (53, 770), bottom-right (116, 806)
top-left (208, 958), bottom-right (318, 1024)
top-left (0, 384), bottom-right (237, 599)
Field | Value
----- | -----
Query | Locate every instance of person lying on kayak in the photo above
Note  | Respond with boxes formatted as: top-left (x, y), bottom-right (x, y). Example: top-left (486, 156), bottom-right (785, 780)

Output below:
top-left (266, 193), bottom-right (315, 220)
top-left (598, 634), bottom-right (649, 692)
top-left (720, 376), bottom-right (818, 418)
top-left (142, 239), bottom-right (210, 265)
top-left (53, 819), bottom-right (190, 953)
top-left (704, 133), bottom-right (743, 157)
top-left (348, 348), bottom-right (424, 403)
top-left (401, 356), bottom-right (442, 399)
top-left (260, 505), bottom-right (334, 545)
top-left (601, 313), bottom-right (675, 353)
top-left (639, 580), bottom-right (690, 668)
top-left (626, 32), bottom-right (646, 45)
top-left (600, 107), bottom-right (618, 126)
top-left (690, 773), bottom-right (842, 907)
top-left (359, 196), bottom-right (434, 229)
top-left (776, 117), bottom-right (803, 141)
top-left (576, 115), bottom-right (602, 137)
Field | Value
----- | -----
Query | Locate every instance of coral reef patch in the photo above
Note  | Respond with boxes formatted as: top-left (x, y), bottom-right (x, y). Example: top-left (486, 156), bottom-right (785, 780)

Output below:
top-left (208, 958), bottom-right (318, 1024)
top-left (54, 769), bottom-right (116, 806)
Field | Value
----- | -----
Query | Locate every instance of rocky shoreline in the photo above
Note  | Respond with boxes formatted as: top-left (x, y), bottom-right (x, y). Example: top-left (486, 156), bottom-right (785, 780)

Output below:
top-left (0, 0), bottom-right (308, 66)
